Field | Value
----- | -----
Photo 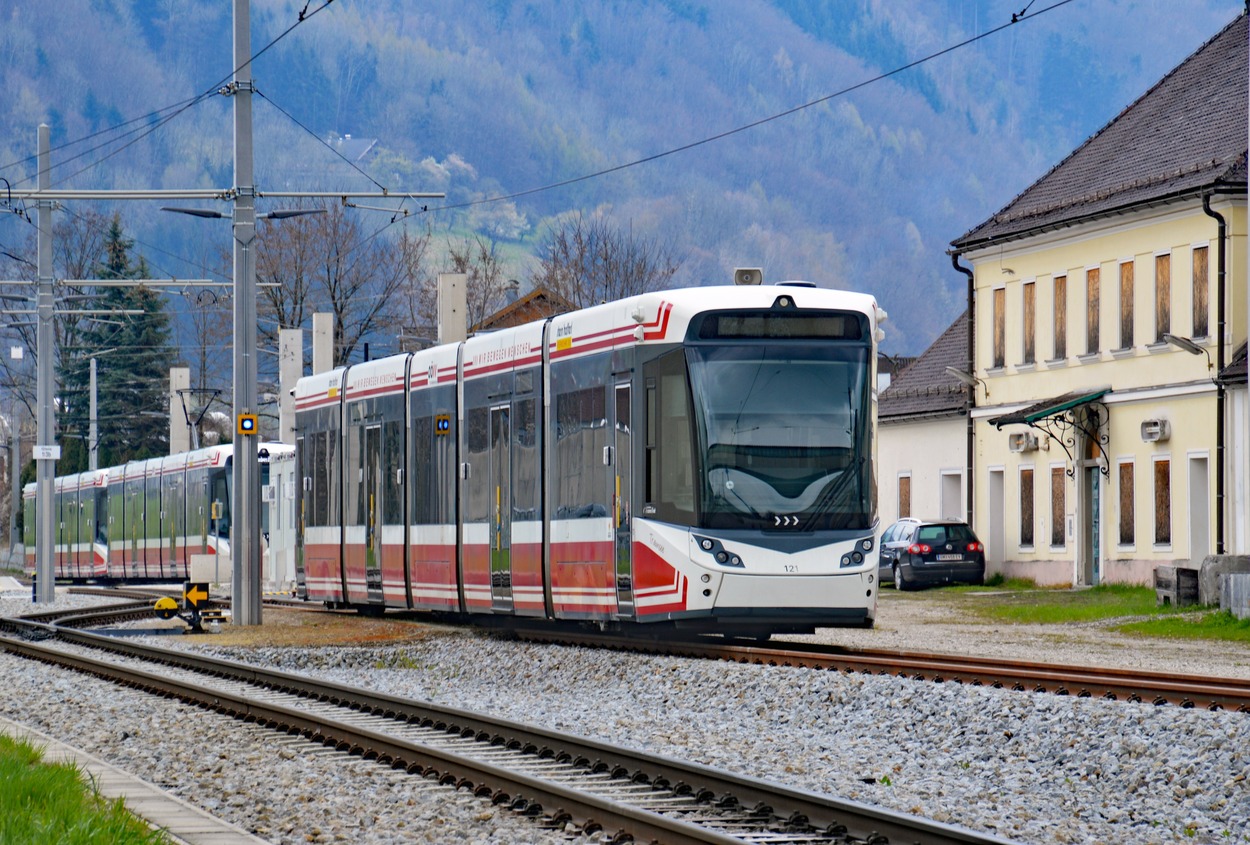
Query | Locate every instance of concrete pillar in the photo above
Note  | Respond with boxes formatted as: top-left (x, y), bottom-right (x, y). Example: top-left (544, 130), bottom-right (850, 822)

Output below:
top-left (312, 312), bottom-right (334, 374)
top-left (438, 273), bottom-right (467, 343)
top-left (169, 367), bottom-right (191, 454)
top-left (279, 328), bottom-right (301, 445)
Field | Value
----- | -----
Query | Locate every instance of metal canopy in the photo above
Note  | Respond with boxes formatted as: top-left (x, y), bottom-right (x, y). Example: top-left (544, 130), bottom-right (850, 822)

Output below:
top-left (990, 387), bottom-right (1111, 428)
top-left (990, 387), bottom-right (1112, 477)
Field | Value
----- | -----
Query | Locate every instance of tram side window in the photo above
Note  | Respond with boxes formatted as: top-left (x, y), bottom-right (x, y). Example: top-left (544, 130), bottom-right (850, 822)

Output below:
top-left (211, 471), bottom-right (230, 538)
top-left (644, 351), bottom-right (696, 526)
top-left (383, 420), bottom-right (404, 524)
top-left (513, 397), bottom-right (540, 522)
top-left (412, 412), bottom-right (455, 525)
top-left (555, 386), bottom-right (608, 519)
top-left (464, 406), bottom-right (490, 524)
top-left (311, 431), bottom-right (333, 527)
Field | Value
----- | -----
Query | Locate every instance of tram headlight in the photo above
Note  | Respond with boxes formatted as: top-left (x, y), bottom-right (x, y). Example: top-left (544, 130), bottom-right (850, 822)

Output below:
top-left (859, 537), bottom-right (874, 552)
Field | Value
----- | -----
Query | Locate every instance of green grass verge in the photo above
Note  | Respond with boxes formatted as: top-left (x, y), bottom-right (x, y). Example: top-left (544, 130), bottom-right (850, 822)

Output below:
top-left (896, 579), bottom-right (1250, 643)
top-left (0, 734), bottom-right (170, 845)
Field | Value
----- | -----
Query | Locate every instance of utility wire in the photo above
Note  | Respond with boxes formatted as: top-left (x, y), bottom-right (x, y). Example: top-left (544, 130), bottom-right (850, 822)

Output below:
top-left (424, 0), bottom-right (1076, 215)
top-left (255, 90), bottom-right (387, 192)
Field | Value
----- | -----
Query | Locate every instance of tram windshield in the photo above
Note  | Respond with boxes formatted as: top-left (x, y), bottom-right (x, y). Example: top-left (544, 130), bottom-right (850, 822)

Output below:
top-left (686, 343), bottom-right (873, 531)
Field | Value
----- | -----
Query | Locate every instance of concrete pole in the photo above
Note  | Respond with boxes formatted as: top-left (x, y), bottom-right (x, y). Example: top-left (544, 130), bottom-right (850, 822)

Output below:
top-left (169, 366), bottom-right (191, 454)
top-left (88, 357), bottom-right (97, 470)
top-left (231, 0), bottom-right (262, 625)
top-left (34, 124), bottom-right (55, 604)
top-left (9, 425), bottom-right (18, 566)
top-left (279, 328), bottom-right (301, 445)
top-left (312, 312), bottom-right (334, 374)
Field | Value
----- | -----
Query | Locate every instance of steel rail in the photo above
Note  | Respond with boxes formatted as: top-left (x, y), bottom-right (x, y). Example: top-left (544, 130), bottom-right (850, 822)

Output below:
top-left (0, 620), bottom-right (1017, 845)
top-left (514, 628), bottom-right (1250, 712)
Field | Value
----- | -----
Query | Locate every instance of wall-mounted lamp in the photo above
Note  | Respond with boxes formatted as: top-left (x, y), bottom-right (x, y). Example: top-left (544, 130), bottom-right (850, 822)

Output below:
top-left (944, 366), bottom-right (989, 398)
top-left (1162, 333), bottom-right (1213, 376)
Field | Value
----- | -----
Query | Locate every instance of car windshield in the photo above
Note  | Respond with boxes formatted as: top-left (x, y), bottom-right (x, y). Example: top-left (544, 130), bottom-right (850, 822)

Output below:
top-left (916, 524), bottom-right (975, 544)
top-left (686, 342), bottom-right (872, 530)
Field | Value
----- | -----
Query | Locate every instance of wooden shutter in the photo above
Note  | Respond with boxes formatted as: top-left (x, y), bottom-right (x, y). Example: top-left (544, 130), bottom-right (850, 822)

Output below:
top-left (1053, 275), bottom-right (1067, 359)
top-left (1193, 246), bottom-right (1209, 338)
top-left (1153, 459), bottom-right (1170, 545)
top-left (1155, 254), bottom-right (1170, 341)
top-left (1118, 462), bottom-right (1134, 546)
top-left (1023, 282), bottom-right (1035, 364)
top-left (1085, 267), bottom-right (1099, 353)
top-left (1119, 262), bottom-right (1134, 349)
top-left (1050, 466), bottom-right (1065, 547)
top-left (1020, 468), bottom-right (1034, 547)
top-left (993, 288), bottom-right (1005, 368)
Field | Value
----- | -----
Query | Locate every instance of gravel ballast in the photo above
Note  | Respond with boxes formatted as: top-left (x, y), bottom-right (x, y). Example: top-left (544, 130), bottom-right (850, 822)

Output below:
top-left (2, 587), bottom-right (1248, 844)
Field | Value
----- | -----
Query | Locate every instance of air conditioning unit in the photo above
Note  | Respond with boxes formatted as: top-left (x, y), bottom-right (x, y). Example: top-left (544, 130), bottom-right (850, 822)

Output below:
top-left (1141, 419), bottom-right (1172, 443)
top-left (1008, 432), bottom-right (1039, 453)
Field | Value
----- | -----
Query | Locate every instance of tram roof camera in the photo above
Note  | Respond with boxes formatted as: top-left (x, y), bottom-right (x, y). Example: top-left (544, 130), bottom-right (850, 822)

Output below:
top-left (734, 268), bottom-right (763, 286)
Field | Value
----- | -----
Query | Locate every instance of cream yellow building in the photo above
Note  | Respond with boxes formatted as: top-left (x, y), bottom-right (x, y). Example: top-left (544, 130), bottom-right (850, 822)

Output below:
top-left (949, 15), bottom-right (1246, 586)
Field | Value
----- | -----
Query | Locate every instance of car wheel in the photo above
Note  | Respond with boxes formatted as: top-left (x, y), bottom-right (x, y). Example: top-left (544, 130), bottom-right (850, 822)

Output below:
top-left (892, 564), bottom-right (905, 590)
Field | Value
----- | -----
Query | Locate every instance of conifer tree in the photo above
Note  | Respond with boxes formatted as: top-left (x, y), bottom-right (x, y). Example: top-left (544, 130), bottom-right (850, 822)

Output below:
top-left (57, 214), bottom-right (174, 472)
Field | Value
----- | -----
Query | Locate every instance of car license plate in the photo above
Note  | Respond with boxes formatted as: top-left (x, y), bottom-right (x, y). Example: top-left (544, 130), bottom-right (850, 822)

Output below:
top-left (936, 553), bottom-right (963, 561)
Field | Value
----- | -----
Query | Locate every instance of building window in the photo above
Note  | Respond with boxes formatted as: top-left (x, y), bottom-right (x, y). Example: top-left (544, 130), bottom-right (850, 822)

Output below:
top-left (1155, 253), bottom-right (1170, 342)
top-left (1053, 275), bottom-right (1067, 359)
top-left (1020, 467), bottom-right (1034, 547)
top-left (1118, 460), bottom-right (1134, 546)
top-left (897, 473), bottom-right (911, 519)
top-left (1119, 261), bottom-right (1134, 349)
top-left (1193, 245), bottom-right (1209, 338)
top-left (1050, 466), bottom-right (1066, 548)
top-left (1085, 267), bottom-right (1100, 354)
top-left (1022, 281), bottom-right (1035, 364)
top-left (993, 287), bottom-right (1005, 368)
top-left (1153, 457), bottom-right (1170, 546)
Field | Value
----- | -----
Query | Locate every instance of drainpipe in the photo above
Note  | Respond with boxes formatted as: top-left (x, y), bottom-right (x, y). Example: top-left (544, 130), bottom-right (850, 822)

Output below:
top-left (951, 253), bottom-right (976, 529)
top-left (1202, 193), bottom-right (1226, 555)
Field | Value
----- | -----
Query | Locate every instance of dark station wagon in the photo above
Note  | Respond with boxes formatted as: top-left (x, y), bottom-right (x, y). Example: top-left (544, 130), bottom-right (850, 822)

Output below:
top-left (878, 518), bottom-right (985, 590)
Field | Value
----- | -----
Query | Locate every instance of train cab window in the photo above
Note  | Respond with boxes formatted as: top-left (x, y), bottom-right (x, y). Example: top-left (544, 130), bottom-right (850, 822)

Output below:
top-left (643, 350), bottom-right (696, 526)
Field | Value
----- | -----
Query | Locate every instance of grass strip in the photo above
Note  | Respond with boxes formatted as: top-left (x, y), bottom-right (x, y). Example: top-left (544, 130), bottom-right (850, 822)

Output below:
top-left (0, 734), bottom-right (170, 845)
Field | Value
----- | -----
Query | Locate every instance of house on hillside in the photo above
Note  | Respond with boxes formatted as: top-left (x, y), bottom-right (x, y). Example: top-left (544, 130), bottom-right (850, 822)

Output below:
top-left (878, 312), bottom-right (971, 529)
top-left (949, 13), bottom-right (1248, 587)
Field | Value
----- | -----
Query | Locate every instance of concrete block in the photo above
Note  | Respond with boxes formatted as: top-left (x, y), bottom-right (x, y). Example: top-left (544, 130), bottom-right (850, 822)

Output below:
top-left (1221, 573), bottom-right (1250, 620)
top-left (1199, 555), bottom-right (1250, 605)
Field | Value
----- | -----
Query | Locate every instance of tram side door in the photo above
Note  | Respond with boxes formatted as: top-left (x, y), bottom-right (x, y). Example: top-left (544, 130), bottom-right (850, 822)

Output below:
top-left (614, 382), bottom-right (634, 615)
top-left (490, 404), bottom-right (513, 609)
top-left (364, 424), bottom-right (384, 602)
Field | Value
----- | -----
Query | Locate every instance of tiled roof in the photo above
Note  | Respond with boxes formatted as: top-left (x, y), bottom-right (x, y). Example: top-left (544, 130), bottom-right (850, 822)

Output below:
top-left (953, 14), bottom-right (1248, 251)
top-left (879, 310), bottom-right (970, 419)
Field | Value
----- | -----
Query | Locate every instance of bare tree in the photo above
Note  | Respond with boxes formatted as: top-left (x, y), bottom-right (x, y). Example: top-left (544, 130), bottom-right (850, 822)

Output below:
top-left (0, 208), bottom-right (112, 421)
top-left (255, 201), bottom-right (428, 367)
top-left (531, 213), bottom-right (683, 309)
top-left (447, 234), bottom-right (512, 331)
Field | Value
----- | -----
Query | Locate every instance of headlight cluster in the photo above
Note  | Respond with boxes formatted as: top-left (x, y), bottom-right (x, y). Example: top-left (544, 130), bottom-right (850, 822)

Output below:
top-left (840, 536), bottom-right (874, 568)
top-left (695, 536), bottom-right (744, 568)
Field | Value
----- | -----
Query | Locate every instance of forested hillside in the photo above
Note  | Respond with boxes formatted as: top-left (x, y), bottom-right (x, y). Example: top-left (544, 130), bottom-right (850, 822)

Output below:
top-left (0, 0), bottom-right (1240, 354)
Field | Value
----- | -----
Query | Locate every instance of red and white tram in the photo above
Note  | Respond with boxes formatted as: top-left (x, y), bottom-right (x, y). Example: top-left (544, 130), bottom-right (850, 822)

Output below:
top-left (24, 443), bottom-right (292, 583)
top-left (295, 284), bottom-right (886, 635)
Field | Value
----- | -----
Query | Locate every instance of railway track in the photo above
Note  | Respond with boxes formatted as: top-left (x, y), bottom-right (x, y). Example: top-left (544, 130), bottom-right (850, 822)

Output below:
top-left (513, 627), bottom-right (1250, 713)
top-left (0, 604), bottom-right (1016, 845)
